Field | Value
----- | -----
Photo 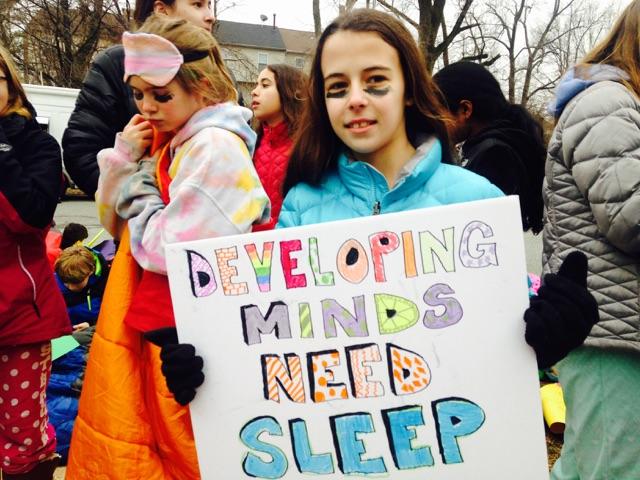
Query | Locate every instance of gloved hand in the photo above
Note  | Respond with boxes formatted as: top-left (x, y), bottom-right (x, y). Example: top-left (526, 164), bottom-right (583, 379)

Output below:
top-left (524, 251), bottom-right (599, 369)
top-left (143, 327), bottom-right (204, 405)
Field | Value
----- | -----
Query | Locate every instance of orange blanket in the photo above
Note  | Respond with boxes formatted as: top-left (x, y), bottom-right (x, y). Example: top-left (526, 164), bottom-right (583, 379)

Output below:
top-left (66, 228), bottom-right (200, 479)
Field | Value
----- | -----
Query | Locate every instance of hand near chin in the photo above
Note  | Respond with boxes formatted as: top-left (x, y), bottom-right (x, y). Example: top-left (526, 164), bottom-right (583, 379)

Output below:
top-left (122, 114), bottom-right (153, 160)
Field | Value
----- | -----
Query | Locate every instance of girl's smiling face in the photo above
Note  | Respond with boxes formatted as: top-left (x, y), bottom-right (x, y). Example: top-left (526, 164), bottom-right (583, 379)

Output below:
top-left (321, 30), bottom-right (411, 167)
top-left (129, 76), bottom-right (206, 133)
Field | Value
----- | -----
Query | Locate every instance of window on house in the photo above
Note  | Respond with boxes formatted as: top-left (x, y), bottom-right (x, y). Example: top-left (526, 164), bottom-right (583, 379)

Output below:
top-left (258, 53), bottom-right (268, 71)
top-left (295, 57), bottom-right (305, 69)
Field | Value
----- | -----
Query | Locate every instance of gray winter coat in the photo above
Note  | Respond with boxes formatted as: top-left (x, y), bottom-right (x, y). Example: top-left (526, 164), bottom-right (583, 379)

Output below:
top-left (543, 79), bottom-right (640, 352)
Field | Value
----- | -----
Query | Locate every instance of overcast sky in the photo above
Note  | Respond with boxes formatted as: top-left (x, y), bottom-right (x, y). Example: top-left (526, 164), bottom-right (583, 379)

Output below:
top-left (217, 0), bottom-right (361, 31)
top-left (217, 0), bottom-right (628, 34)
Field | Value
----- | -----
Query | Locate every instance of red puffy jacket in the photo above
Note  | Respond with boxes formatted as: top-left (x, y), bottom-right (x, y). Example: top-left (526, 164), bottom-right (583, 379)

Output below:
top-left (252, 121), bottom-right (292, 231)
top-left (0, 112), bottom-right (70, 347)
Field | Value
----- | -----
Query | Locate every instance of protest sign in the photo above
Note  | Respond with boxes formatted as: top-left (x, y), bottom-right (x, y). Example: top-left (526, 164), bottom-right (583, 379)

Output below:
top-left (165, 196), bottom-right (548, 479)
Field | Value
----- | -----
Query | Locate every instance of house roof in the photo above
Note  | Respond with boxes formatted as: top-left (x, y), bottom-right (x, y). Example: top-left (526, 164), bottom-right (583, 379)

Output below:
top-left (214, 20), bottom-right (285, 51)
top-left (279, 28), bottom-right (316, 55)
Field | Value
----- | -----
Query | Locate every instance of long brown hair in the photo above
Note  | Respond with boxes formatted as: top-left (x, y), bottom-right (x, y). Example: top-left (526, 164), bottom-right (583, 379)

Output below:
top-left (255, 64), bottom-right (307, 138)
top-left (0, 46), bottom-right (31, 118)
top-left (283, 8), bottom-right (453, 194)
top-left (581, 0), bottom-right (640, 97)
top-left (137, 15), bottom-right (236, 105)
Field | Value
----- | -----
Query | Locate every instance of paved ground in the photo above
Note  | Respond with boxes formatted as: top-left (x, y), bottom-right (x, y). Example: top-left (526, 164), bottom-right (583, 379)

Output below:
top-left (53, 197), bottom-right (109, 246)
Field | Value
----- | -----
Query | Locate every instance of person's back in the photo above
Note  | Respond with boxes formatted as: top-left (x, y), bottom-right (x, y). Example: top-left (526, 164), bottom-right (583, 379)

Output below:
top-left (433, 61), bottom-right (546, 233)
top-left (542, 2), bottom-right (640, 478)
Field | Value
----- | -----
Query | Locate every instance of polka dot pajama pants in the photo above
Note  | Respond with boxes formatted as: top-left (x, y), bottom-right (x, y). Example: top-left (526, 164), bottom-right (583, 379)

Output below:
top-left (0, 342), bottom-right (56, 475)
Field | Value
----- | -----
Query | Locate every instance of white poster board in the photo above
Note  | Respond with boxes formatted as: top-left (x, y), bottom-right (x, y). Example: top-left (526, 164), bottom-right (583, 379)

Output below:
top-left (165, 196), bottom-right (548, 479)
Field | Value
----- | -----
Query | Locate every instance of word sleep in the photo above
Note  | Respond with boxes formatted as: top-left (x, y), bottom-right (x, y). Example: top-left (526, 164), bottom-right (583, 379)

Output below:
top-left (184, 222), bottom-right (498, 297)
top-left (240, 398), bottom-right (486, 478)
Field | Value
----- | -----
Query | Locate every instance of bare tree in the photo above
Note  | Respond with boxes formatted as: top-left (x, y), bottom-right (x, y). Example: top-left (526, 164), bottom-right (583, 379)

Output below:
top-left (449, 0), bottom-right (616, 112)
top-left (375, 0), bottom-right (476, 71)
top-left (518, 0), bottom-right (577, 104)
top-left (4, 0), bottom-right (124, 87)
top-left (213, 0), bottom-right (237, 19)
top-left (548, 1), bottom-right (615, 76)
top-left (313, 0), bottom-right (322, 37)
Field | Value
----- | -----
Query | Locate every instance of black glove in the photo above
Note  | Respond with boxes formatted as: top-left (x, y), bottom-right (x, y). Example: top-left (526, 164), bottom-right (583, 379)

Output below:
top-left (143, 327), bottom-right (205, 405)
top-left (524, 251), bottom-right (599, 369)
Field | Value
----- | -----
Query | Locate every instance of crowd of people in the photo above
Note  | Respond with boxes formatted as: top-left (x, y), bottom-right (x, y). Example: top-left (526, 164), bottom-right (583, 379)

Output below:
top-left (0, 0), bottom-right (638, 478)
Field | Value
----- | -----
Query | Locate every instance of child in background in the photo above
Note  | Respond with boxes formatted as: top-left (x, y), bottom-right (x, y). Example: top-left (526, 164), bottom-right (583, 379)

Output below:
top-left (433, 61), bottom-right (546, 234)
top-left (59, 222), bottom-right (88, 250)
top-left (66, 15), bottom-right (269, 479)
top-left (0, 44), bottom-right (71, 479)
top-left (50, 244), bottom-right (108, 464)
top-left (54, 245), bottom-right (109, 346)
top-left (151, 10), bottom-right (598, 424)
top-left (250, 64), bottom-right (307, 231)
top-left (45, 222), bottom-right (89, 269)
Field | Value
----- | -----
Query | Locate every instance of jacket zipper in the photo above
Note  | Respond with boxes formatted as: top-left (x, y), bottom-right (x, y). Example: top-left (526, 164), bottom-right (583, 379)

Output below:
top-left (17, 245), bottom-right (41, 317)
top-left (372, 201), bottom-right (381, 215)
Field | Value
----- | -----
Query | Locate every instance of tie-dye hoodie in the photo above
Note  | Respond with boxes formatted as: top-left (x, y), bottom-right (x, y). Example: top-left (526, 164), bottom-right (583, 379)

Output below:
top-left (96, 102), bottom-right (270, 274)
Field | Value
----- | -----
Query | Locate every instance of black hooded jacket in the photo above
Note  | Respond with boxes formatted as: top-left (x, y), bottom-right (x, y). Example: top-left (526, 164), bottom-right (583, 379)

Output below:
top-left (62, 46), bottom-right (137, 197)
top-left (461, 120), bottom-right (545, 232)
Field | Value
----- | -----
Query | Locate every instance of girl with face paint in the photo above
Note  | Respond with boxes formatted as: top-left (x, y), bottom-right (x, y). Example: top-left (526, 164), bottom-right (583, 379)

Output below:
top-left (278, 9), bottom-right (502, 225)
top-left (62, 0), bottom-right (219, 198)
top-left (66, 15), bottom-right (268, 479)
top-left (136, 13), bottom-right (600, 471)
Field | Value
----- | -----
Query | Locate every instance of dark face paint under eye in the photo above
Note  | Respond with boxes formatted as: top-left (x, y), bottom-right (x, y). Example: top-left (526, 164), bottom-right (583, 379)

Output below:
top-left (326, 86), bottom-right (390, 99)
top-left (154, 93), bottom-right (174, 103)
top-left (364, 86), bottom-right (390, 96)
top-left (326, 90), bottom-right (347, 99)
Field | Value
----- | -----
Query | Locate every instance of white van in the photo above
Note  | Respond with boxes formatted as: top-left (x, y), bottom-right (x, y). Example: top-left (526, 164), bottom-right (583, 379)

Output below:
top-left (23, 84), bottom-right (80, 191)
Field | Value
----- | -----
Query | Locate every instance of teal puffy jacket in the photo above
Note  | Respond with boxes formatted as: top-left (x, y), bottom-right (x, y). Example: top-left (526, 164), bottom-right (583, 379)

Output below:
top-left (277, 137), bottom-right (503, 228)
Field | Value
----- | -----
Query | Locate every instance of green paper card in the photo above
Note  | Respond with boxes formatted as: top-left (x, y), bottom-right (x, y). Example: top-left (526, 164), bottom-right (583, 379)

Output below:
top-left (52, 335), bottom-right (80, 360)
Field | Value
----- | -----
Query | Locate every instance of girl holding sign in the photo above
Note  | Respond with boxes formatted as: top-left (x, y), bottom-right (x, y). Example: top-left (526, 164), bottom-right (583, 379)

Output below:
top-left (152, 9), bottom-right (598, 470)
top-left (66, 15), bottom-right (269, 479)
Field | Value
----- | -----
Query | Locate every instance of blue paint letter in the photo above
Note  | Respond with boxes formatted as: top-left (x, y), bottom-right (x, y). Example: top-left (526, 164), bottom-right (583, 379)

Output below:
top-left (289, 419), bottom-right (334, 474)
top-left (240, 416), bottom-right (288, 478)
top-left (381, 405), bottom-right (434, 470)
top-left (432, 397), bottom-right (486, 464)
top-left (330, 412), bottom-right (387, 475)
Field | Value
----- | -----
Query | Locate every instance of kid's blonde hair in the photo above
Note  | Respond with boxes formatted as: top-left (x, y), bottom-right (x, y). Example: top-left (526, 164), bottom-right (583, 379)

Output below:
top-left (137, 14), bottom-right (237, 105)
top-left (55, 245), bottom-right (96, 285)
top-left (581, 0), bottom-right (640, 98)
top-left (0, 45), bottom-right (32, 118)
